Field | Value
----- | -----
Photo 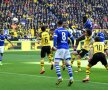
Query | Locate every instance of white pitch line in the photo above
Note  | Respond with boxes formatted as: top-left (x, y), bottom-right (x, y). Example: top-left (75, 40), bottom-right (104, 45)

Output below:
top-left (0, 72), bottom-right (108, 85)
top-left (21, 61), bottom-right (106, 69)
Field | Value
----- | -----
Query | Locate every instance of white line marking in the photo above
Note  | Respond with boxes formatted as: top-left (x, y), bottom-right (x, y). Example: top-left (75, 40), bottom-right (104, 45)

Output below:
top-left (21, 61), bottom-right (106, 69)
top-left (0, 72), bottom-right (108, 85)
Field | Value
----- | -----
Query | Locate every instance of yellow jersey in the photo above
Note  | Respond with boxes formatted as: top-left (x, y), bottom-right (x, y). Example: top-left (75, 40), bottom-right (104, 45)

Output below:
top-left (93, 42), bottom-right (105, 54)
top-left (41, 31), bottom-right (50, 46)
top-left (82, 36), bottom-right (92, 51)
top-left (14, 31), bottom-right (18, 37)
top-left (105, 45), bottom-right (108, 50)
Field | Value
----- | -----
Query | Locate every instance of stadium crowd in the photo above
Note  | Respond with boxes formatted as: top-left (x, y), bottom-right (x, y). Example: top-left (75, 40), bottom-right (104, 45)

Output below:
top-left (0, 0), bottom-right (108, 39)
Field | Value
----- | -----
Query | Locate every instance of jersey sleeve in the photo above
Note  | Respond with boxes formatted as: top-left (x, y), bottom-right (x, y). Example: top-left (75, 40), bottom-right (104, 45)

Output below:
top-left (5, 35), bottom-right (8, 39)
top-left (68, 31), bottom-right (74, 45)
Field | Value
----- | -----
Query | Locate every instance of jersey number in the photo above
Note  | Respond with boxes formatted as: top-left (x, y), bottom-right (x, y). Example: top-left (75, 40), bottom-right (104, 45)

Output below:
top-left (44, 37), bottom-right (48, 43)
top-left (95, 45), bottom-right (102, 51)
top-left (62, 32), bottom-right (66, 41)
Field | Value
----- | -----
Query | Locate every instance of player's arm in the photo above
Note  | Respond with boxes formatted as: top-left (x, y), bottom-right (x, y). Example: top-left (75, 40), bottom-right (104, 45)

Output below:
top-left (89, 46), bottom-right (93, 60)
top-left (52, 30), bottom-right (58, 50)
top-left (6, 38), bottom-right (14, 47)
top-left (84, 21), bottom-right (88, 29)
top-left (68, 31), bottom-right (74, 47)
top-left (89, 38), bottom-right (94, 46)
top-left (36, 33), bottom-right (42, 44)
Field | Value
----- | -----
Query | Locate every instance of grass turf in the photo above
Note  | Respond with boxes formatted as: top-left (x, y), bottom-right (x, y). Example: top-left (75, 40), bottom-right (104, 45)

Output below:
top-left (0, 51), bottom-right (108, 90)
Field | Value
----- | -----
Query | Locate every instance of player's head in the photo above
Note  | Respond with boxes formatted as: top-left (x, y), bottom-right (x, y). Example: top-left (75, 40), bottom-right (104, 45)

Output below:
top-left (94, 36), bottom-right (100, 42)
top-left (85, 29), bottom-right (92, 37)
top-left (83, 16), bottom-right (88, 24)
top-left (57, 20), bottom-right (63, 27)
top-left (97, 32), bottom-right (104, 37)
top-left (41, 26), bottom-right (46, 32)
top-left (63, 21), bottom-right (68, 28)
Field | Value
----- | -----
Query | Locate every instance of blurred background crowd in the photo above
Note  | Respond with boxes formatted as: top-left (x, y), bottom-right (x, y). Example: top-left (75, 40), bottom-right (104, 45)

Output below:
top-left (0, 0), bottom-right (108, 39)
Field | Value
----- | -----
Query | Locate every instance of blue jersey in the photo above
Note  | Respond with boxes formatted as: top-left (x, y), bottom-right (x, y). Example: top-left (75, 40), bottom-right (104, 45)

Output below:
top-left (53, 27), bottom-right (74, 49)
top-left (84, 19), bottom-right (93, 31)
top-left (97, 32), bottom-right (105, 42)
top-left (0, 34), bottom-right (7, 46)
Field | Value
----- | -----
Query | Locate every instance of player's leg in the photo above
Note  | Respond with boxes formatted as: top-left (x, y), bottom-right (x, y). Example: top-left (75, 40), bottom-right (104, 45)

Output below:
top-left (47, 46), bottom-right (54, 70)
top-left (0, 53), bottom-right (3, 65)
top-left (76, 55), bottom-right (82, 72)
top-left (71, 51), bottom-right (78, 67)
top-left (61, 60), bottom-right (65, 71)
top-left (0, 46), bottom-right (4, 65)
top-left (65, 49), bottom-right (74, 86)
top-left (82, 64), bottom-right (92, 82)
top-left (100, 53), bottom-right (108, 70)
top-left (76, 49), bottom-right (88, 72)
top-left (61, 60), bottom-right (65, 70)
top-left (40, 47), bottom-right (46, 74)
top-left (55, 61), bottom-right (63, 85)
top-left (105, 49), bottom-right (108, 60)
top-left (88, 47), bottom-right (93, 60)
top-left (54, 49), bottom-right (64, 85)
top-left (82, 54), bottom-right (98, 82)
top-left (75, 35), bottom-right (85, 48)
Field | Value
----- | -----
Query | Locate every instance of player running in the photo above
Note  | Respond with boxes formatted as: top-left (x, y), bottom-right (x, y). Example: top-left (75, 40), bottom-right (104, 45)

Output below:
top-left (75, 16), bottom-right (93, 49)
top-left (53, 20), bottom-right (74, 86)
top-left (0, 30), bottom-right (13, 65)
top-left (82, 36), bottom-right (108, 82)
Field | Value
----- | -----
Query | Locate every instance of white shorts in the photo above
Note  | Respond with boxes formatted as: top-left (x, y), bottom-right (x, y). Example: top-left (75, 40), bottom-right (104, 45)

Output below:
top-left (54, 49), bottom-right (71, 62)
top-left (0, 46), bottom-right (4, 53)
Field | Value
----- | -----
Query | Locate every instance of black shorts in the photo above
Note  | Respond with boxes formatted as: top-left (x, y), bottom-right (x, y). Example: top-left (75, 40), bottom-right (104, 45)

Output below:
top-left (89, 52), bottom-right (108, 66)
top-left (77, 49), bottom-right (88, 58)
top-left (41, 46), bottom-right (51, 58)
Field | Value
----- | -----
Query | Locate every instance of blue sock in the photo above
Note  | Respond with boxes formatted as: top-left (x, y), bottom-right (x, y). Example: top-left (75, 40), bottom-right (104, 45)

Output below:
top-left (55, 64), bottom-right (62, 79)
top-left (0, 55), bottom-right (2, 61)
top-left (66, 64), bottom-right (73, 79)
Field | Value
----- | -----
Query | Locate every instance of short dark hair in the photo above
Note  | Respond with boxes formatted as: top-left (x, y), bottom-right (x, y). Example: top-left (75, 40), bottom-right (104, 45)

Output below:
top-left (86, 29), bottom-right (92, 36)
top-left (41, 26), bottom-right (46, 32)
top-left (57, 20), bottom-right (63, 26)
top-left (94, 36), bottom-right (100, 42)
top-left (83, 16), bottom-right (87, 24)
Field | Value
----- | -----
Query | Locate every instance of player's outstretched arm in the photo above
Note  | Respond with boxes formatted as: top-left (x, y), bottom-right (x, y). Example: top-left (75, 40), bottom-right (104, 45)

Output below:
top-left (6, 39), bottom-right (14, 47)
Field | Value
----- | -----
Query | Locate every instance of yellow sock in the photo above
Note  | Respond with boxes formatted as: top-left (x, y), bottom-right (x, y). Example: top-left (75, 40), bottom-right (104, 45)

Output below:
top-left (71, 54), bottom-right (76, 66)
top-left (77, 59), bottom-right (81, 70)
top-left (86, 65), bottom-right (91, 77)
top-left (72, 54), bottom-right (77, 59)
top-left (48, 54), bottom-right (53, 65)
top-left (71, 59), bottom-right (74, 66)
top-left (40, 59), bottom-right (45, 70)
top-left (62, 60), bottom-right (65, 67)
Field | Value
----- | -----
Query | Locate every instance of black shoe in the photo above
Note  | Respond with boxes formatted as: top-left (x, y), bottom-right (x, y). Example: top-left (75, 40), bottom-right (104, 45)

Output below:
top-left (56, 78), bottom-right (63, 85)
top-left (51, 64), bottom-right (53, 70)
top-left (62, 66), bottom-right (65, 71)
top-left (68, 79), bottom-right (74, 86)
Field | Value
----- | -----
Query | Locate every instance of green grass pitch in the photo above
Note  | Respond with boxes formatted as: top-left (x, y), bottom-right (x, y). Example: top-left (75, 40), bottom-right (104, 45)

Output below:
top-left (0, 51), bottom-right (108, 90)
